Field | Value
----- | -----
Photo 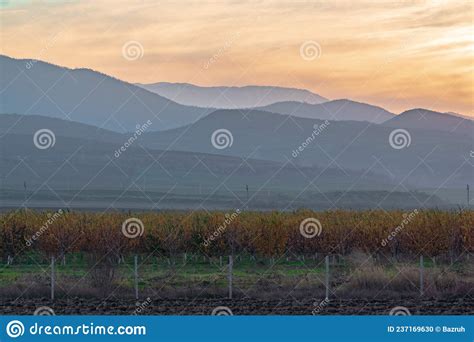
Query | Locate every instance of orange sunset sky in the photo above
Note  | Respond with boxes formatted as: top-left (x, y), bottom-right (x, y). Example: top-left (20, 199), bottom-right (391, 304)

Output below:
top-left (1, 0), bottom-right (473, 116)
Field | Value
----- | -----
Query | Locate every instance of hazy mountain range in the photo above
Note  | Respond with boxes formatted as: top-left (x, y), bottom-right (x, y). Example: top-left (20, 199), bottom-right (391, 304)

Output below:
top-left (383, 108), bottom-right (473, 137)
top-left (256, 99), bottom-right (394, 124)
top-left (1, 109), bottom-right (470, 209)
top-left (3, 113), bottom-right (429, 210)
top-left (139, 109), bottom-right (473, 188)
top-left (0, 55), bottom-right (472, 209)
top-left (0, 55), bottom-right (213, 132)
top-left (136, 82), bottom-right (328, 109)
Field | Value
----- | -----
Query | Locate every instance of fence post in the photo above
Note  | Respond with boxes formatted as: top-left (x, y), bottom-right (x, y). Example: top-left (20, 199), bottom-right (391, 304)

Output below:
top-left (134, 255), bottom-right (139, 300)
top-left (325, 255), bottom-right (330, 301)
top-left (228, 255), bottom-right (233, 299)
top-left (419, 255), bottom-right (424, 297)
top-left (51, 256), bottom-right (55, 301)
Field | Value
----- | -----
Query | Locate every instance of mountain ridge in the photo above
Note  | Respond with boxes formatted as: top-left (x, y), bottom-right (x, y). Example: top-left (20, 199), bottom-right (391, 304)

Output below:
top-left (138, 108), bottom-right (473, 190)
top-left (256, 99), bottom-right (395, 124)
top-left (383, 108), bottom-right (473, 136)
top-left (0, 55), bottom-right (215, 132)
top-left (136, 82), bottom-right (328, 108)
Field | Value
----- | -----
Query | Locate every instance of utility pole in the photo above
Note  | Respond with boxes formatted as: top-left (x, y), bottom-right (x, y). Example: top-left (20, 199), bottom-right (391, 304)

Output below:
top-left (325, 255), bottom-right (330, 301)
top-left (23, 181), bottom-right (27, 212)
top-left (228, 255), bottom-right (233, 299)
top-left (245, 184), bottom-right (249, 204)
top-left (467, 184), bottom-right (470, 207)
top-left (134, 255), bottom-right (139, 300)
top-left (51, 256), bottom-right (55, 301)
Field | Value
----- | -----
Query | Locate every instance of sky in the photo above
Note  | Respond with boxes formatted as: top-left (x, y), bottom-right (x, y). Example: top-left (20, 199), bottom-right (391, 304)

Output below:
top-left (1, 0), bottom-right (473, 116)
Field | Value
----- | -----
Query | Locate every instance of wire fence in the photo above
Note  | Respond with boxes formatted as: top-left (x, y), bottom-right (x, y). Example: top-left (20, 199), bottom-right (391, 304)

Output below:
top-left (2, 251), bottom-right (471, 306)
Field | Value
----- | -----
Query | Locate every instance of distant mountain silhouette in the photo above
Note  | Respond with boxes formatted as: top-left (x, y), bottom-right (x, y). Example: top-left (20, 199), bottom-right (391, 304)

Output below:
top-left (140, 109), bottom-right (473, 189)
top-left (256, 99), bottom-right (394, 124)
top-left (445, 111), bottom-right (474, 121)
top-left (136, 82), bottom-right (328, 108)
top-left (0, 55), bottom-right (213, 132)
top-left (383, 108), bottom-right (473, 137)
top-left (1, 55), bottom-right (471, 209)
top-left (0, 113), bottom-right (123, 142)
top-left (2, 114), bottom-right (436, 210)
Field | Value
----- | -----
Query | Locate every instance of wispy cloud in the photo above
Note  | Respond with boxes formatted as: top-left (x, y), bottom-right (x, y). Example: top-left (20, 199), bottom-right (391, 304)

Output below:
top-left (1, 0), bottom-right (472, 115)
